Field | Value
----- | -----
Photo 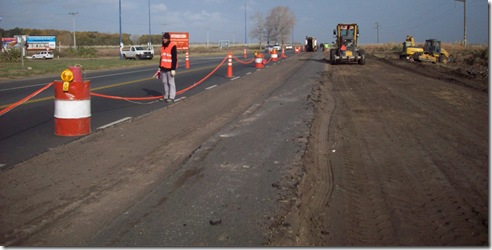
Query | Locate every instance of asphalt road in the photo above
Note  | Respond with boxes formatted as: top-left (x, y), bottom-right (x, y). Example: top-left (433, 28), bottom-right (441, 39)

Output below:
top-left (0, 51), bottom-right (293, 169)
top-left (0, 49), bottom-right (313, 246)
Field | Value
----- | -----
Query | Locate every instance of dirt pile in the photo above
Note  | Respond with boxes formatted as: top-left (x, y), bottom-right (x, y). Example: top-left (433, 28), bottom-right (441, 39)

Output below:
top-left (362, 44), bottom-right (488, 92)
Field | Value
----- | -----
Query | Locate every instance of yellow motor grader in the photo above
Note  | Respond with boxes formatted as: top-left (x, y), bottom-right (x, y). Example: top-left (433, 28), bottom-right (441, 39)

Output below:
top-left (329, 23), bottom-right (366, 65)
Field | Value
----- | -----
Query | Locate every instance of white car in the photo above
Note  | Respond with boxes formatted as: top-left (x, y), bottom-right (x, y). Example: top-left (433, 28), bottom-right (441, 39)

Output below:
top-left (32, 51), bottom-right (54, 60)
top-left (265, 44), bottom-right (281, 53)
top-left (285, 44), bottom-right (293, 50)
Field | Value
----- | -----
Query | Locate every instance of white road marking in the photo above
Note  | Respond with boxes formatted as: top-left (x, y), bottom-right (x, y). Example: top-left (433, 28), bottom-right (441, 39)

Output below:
top-left (97, 117), bottom-right (132, 130)
top-left (206, 85), bottom-right (218, 90)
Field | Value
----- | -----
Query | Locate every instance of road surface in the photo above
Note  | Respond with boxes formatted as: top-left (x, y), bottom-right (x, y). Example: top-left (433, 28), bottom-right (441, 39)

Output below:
top-left (0, 52), bottom-right (279, 169)
top-left (0, 51), bottom-right (488, 246)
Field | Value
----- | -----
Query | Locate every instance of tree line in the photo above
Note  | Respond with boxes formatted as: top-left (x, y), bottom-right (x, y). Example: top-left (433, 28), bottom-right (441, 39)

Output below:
top-left (0, 28), bottom-right (164, 47)
top-left (1, 5), bottom-right (295, 48)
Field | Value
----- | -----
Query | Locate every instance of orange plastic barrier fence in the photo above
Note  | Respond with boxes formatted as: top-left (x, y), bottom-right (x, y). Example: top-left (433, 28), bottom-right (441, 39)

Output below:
top-left (1, 51), bottom-right (285, 116)
top-left (0, 82), bottom-right (55, 117)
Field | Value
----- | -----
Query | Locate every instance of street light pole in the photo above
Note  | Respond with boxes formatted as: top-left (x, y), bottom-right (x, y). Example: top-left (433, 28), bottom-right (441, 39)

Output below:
top-left (119, 0), bottom-right (122, 60)
top-left (69, 12), bottom-right (78, 49)
top-left (148, 0), bottom-right (152, 47)
top-left (244, 1), bottom-right (247, 45)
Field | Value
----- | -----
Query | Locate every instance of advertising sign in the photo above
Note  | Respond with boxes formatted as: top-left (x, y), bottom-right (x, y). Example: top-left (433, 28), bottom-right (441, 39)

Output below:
top-left (1, 37), bottom-right (17, 49)
top-left (168, 32), bottom-right (189, 50)
top-left (26, 36), bottom-right (56, 50)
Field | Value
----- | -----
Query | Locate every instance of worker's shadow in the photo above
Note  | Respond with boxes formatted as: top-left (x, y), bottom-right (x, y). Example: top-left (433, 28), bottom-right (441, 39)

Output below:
top-left (142, 88), bottom-right (162, 97)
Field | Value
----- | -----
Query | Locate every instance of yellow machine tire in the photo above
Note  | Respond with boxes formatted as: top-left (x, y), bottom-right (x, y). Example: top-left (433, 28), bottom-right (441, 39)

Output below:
top-left (439, 54), bottom-right (448, 64)
top-left (358, 53), bottom-right (366, 65)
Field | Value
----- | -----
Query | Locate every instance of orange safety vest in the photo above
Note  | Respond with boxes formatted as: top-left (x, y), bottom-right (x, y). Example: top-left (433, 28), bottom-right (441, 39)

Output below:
top-left (160, 42), bottom-right (177, 69)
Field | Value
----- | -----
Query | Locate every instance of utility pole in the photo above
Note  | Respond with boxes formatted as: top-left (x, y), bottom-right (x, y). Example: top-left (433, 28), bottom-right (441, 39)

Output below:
top-left (148, 0), bottom-right (152, 48)
top-left (119, 0), bottom-right (122, 60)
top-left (69, 12), bottom-right (78, 49)
top-left (375, 21), bottom-right (381, 44)
top-left (456, 0), bottom-right (467, 46)
top-left (244, 1), bottom-right (247, 45)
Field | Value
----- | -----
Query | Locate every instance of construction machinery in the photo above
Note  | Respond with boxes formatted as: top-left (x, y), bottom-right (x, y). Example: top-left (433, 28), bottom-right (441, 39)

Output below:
top-left (400, 35), bottom-right (424, 59)
top-left (329, 23), bottom-right (365, 65)
top-left (413, 39), bottom-right (449, 63)
top-left (305, 36), bottom-right (317, 52)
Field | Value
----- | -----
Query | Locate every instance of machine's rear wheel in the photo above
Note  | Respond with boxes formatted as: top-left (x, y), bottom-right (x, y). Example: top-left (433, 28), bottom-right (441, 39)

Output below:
top-left (439, 54), bottom-right (448, 64)
top-left (358, 54), bottom-right (366, 65)
top-left (330, 49), bottom-right (336, 65)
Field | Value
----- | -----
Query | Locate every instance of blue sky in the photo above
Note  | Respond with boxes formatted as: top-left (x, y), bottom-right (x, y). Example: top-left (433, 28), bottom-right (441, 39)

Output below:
top-left (0, 0), bottom-right (489, 45)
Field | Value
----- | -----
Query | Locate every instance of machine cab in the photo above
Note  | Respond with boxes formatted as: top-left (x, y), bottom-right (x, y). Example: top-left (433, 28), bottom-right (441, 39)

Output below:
top-left (423, 39), bottom-right (442, 55)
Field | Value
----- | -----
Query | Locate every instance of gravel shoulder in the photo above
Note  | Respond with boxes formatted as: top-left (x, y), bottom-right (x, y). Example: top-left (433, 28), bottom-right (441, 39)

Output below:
top-left (270, 54), bottom-right (488, 246)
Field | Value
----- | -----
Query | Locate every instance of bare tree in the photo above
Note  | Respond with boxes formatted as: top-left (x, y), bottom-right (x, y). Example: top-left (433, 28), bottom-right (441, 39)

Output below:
top-left (265, 6), bottom-right (296, 46)
top-left (249, 11), bottom-right (266, 49)
top-left (130, 34), bottom-right (141, 45)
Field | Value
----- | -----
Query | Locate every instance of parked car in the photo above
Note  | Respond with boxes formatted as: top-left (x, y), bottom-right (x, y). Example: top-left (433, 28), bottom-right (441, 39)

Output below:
top-left (32, 51), bottom-right (54, 60)
top-left (121, 46), bottom-right (154, 60)
top-left (264, 44), bottom-right (281, 53)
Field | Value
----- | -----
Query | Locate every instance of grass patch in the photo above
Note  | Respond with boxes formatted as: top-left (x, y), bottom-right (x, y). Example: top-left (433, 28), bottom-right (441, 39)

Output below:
top-left (0, 57), bottom-right (157, 80)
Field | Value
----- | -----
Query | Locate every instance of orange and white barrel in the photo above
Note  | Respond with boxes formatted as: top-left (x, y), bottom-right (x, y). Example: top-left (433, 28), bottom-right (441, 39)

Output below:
top-left (54, 80), bottom-right (91, 136)
top-left (255, 53), bottom-right (264, 69)
top-left (271, 51), bottom-right (278, 62)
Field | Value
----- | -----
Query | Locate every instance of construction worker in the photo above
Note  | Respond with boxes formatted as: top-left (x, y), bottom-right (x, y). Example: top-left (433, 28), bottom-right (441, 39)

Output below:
top-left (340, 38), bottom-right (347, 56)
top-left (159, 32), bottom-right (177, 103)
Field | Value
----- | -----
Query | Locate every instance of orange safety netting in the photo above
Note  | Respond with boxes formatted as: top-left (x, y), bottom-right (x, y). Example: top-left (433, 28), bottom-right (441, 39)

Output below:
top-left (1, 52), bottom-right (285, 116)
top-left (91, 55), bottom-right (229, 101)
top-left (231, 54), bottom-right (255, 65)
top-left (0, 82), bottom-right (55, 117)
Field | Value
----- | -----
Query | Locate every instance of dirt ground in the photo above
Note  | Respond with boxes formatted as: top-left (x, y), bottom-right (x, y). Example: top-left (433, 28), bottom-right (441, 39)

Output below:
top-left (0, 50), bottom-right (488, 246)
top-left (268, 53), bottom-right (489, 246)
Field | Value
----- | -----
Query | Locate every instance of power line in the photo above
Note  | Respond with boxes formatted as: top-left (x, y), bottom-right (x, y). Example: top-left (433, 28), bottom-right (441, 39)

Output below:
top-left (382, 1), bottom-right (449, 31)
top-left (383, 5), bottom-right (456, 34)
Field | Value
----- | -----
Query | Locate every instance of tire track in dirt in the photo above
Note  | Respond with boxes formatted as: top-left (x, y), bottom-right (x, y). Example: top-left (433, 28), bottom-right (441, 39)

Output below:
top-left (296, 57), bottom-right (488, 246)
top-left (294, 67), bottom-right (336, 246)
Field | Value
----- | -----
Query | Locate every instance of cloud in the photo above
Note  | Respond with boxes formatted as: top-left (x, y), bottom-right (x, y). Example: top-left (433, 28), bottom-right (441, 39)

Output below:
top-left (152, 3), bottom-right (168, 13)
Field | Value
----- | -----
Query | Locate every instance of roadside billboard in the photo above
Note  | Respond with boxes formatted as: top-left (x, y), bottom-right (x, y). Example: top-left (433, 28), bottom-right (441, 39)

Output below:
top-left (1, 37), bottom-right (17, 49)
top-left (168, 32), bottom-right (189, 50)
top-left (26, 36), bottom-right (56, 50)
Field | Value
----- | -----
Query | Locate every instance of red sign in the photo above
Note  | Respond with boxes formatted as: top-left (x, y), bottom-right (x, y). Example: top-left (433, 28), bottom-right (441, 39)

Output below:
top-left (168, 32), bottom-right (189, 51)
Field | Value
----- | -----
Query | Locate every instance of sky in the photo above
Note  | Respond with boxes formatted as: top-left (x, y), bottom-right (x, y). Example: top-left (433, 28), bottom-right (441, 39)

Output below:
top-left (0, 0), bottom-right (489, 45)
